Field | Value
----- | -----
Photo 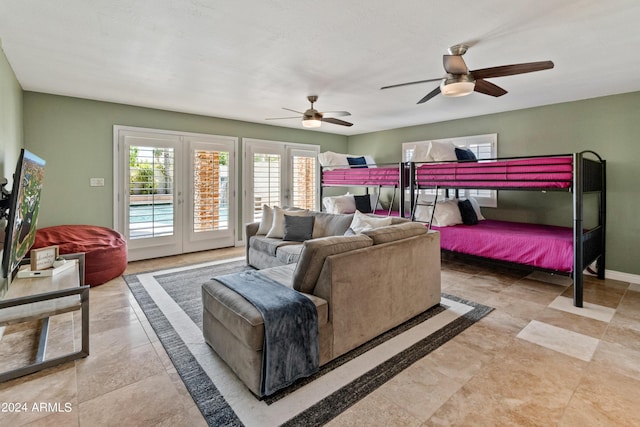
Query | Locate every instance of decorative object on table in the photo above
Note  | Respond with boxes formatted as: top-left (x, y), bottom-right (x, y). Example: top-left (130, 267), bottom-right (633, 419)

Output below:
top-left (30, 245), bottom-right (59, 271)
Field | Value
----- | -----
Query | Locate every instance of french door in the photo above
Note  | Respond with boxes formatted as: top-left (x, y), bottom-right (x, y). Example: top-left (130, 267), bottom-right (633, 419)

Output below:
top-left (114, 126), bottom-right (237, 261)
top-left (243, 139), bottom-right (319, 225)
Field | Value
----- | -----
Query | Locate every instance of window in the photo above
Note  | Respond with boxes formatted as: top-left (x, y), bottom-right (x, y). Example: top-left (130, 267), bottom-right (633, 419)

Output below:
top-left (193, 149), bottom-right (229, 232)
top-left (252, 153), bottom-right (282, 221)
top-left (402, 134), bottom-right (497, 207)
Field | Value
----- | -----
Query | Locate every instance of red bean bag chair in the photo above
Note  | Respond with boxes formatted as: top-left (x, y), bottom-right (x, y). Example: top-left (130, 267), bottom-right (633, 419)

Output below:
top-left (31, 225), bottom-right (128, 286)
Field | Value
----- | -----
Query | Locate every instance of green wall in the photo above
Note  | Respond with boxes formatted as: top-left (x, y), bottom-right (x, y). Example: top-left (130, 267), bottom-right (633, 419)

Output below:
top-left (23, 92), bottom-right (348, 235)
top-left (349, 92), bottom-right (640, 275)
top-left (0, 44), bottom-right (23, 188)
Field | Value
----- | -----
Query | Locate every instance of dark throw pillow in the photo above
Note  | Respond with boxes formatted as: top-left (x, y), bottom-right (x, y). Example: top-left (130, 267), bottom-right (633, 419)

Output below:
top-left (455, 147), bottom-right (477, 162)
top-left (354, 194), bottom-right (373, 213)
top-left (283, 214), bottom-right (315, 242)
top-left (458, 199), bottom-right (479, 225)
top-left (347, 156), bottom-right (368, 168)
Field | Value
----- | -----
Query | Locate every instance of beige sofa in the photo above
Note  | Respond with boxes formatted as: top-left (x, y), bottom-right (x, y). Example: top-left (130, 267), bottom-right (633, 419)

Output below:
top-left (202, 214), bottom-right (441, 397)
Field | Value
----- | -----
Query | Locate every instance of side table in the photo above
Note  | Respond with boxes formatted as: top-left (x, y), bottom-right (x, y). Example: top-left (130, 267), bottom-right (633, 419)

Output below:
top-left (0, 253), bottom-right (89, 382)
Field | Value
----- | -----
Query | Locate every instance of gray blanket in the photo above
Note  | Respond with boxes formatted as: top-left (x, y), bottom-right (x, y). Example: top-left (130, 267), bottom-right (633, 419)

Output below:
top-left (213, 270), bottom-right (319, 396)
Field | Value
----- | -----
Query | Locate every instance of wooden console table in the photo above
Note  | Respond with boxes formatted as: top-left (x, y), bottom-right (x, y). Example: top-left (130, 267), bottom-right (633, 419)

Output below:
top-left (0, 253), bottom-right (89, 382)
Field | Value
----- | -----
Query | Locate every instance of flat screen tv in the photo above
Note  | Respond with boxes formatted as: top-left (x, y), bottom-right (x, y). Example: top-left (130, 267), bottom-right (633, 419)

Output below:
top-left (1, 149), bottom-right (46, 280)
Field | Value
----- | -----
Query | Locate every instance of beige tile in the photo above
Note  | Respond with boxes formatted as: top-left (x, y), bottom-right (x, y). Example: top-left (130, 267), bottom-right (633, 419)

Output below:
top-left (75, 342), bottom-right (166, 403)
top-left (325, 389), bottom-right (422, 427)
top-left (0, 364), bottom-right (77, 427)
top-left (591, 339), bottom-right (640, 382)
top-left (560, 364), bottom-right (640, 426)
top-left (78, 374), bottom-right (187, 427)
top-left (533, 305), bottom-right (609, 339)
top-left (549, 295), bottom-right (616, 322)
top-left (517, 320), bottom-right (600, 362)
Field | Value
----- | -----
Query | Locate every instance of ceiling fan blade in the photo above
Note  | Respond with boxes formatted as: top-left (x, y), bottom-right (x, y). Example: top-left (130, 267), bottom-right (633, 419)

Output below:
top-left (322, 111), bottom-right (351, 118)
top-left (443, 54), bottom-right (468, 75)
top-left (322, 117), bottom-right (353, 127)
top-left (474, 79), bottom-right (508, 97)
top-left (417, 86), bottom-right (442, 104)
top-left (282, 107), bottom-right (305, 115)
top-left (265, 116), bottom-right (302, 120)
top-left (471, 60), bottom-right (554, 80)
top-left (381, 77), bottom-right (443, 90)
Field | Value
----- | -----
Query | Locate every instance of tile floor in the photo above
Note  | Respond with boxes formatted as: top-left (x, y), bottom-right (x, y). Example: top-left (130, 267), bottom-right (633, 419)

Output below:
top-left (1, 248), bottom-right (639, 426)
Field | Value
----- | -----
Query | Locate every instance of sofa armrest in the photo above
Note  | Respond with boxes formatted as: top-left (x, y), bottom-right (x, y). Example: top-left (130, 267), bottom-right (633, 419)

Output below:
top-left (245, 222), bottom-right (260, 264)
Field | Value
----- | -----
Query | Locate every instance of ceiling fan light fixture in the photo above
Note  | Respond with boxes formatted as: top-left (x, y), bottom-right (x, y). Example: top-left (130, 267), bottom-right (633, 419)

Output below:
top-left (440, 76), bottom-right (475, 97)
top-left (302, 118), bottom-right (322, 128)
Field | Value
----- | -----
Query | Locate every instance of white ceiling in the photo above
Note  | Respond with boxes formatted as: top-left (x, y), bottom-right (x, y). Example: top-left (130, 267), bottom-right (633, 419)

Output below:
top-left (1, 0), bottom-right (639, 136)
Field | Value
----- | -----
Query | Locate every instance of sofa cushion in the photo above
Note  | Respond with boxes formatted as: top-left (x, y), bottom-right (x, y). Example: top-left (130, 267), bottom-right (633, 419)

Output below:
top-left (362, 222), bottom-right (427, 245)
top-left (348, 210), bottom-right (393, 234)
top-left (256, 204), bottom-right (274, 235)
top-left (283, 214), bottom-right (315, 242)
top-left (266, 207), bottom-right (309, 238)
top-left (293, 234), bottom-right (373, 294)
top-left (250, 235), bottom-right (300, 257)
top-left (311, 212), bottom-right (354, 238)
top-left (275, 244), bottom-right (304, 265)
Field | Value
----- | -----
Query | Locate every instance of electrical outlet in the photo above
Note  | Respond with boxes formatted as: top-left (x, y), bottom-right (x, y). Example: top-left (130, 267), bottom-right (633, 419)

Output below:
top-left (90, 178), bottom-right (105, 187)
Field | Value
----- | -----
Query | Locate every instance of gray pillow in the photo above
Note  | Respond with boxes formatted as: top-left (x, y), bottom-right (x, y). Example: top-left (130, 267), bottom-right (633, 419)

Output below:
top-left (283, 215), bottom-right (315, 242)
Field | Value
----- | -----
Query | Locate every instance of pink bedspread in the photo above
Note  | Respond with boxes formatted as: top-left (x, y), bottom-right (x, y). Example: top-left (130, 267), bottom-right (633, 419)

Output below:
top-left (416, 156), bottom-right (573, 189)
top-left (322, 166), bottom-right (402, 186)
top-left (432, 219), bottom-right (574, 272)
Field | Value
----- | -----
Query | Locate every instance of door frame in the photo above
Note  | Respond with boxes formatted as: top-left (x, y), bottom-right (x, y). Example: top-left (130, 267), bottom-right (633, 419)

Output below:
top-left (113, 125), bottom-right (239, 260)
top-left (242, 138), bottom-right (320, 229)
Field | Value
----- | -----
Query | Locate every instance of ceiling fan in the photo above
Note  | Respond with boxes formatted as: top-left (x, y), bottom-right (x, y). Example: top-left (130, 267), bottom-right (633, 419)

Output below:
top-left (381, 44), bottom-right (554, 104)
top-left (266, 95), bottom-right (353, 128)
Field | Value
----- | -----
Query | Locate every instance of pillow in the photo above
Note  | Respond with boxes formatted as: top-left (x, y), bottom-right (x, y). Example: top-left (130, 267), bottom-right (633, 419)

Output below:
top-left (354, 194), bottom-right (373, 213)
top-left (330, 194), bottom-right (356, 214)
top-left (455, 147), bottom-right (477, 162)
top-left (256, 205), bottom-right (274, 235)
top-left (347, 156), bottom-right (368, 168)
top-left (411, 143), bottom-right (431, 162)
top-left (427, 140), bottom-right (457, 162)
top-left (458, 199), bottom-right (478, 225)
top-left (283, 215), bottom-right (315, 242)
top-left (318, 152), bottom-right (376, 169)
top-left (466, 197), bottom-right (485, 220)
top-left (432, 199), bottom-right (463, 227)
top-left (347, 210), bottom-right (393, 234)
top-left (413, 193), bottom-right (436, 222)
top-left (266, 206), bottom-right (309, 238)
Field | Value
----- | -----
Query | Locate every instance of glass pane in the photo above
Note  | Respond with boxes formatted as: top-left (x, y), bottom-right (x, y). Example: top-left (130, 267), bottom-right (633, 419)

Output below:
top-left (291, 155), bottom-right (316, 210)
top-left (193, 149), bottom-right (229, 232)
top-left (253, 153), bottom-right (281, 221)
top-left (128, 146), bottom-right (174, 239)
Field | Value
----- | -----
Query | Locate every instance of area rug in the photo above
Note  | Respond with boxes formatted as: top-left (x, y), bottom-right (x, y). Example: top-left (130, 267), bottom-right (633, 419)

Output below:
top-left (124, 257), bottom-right (493, 426)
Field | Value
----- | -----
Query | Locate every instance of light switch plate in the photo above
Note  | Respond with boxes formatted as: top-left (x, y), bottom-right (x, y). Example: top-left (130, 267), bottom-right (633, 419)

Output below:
top-left (90, 178), bottom-right (105, 187)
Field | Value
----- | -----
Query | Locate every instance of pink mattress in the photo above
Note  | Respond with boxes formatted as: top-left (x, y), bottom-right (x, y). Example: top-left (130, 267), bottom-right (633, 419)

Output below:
top-left (432, 219), bottom-right (574, 272)
top-left (416, 156), bottom-right (573, 189)
top-left (322, 166), bottom-right (402, 187)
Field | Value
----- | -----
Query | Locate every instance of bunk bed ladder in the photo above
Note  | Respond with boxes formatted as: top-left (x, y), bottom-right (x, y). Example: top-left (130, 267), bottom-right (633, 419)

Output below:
top-left (411, 185), bottom-right (439, 231)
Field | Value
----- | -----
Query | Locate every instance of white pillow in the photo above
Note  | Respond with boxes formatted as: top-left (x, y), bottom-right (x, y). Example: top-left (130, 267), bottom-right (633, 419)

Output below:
top-left (432, 199), bottom-right (463, 227)
top-left (411, 143), bottom-right (431, 162)
top-left (266, 207), bottom-right (309, 238)
top-left (465, 197), bottom-right (485, 220)
top-left (426, 140), bottom-right (457, 162)
top-left (256, 204), bottom-right (273, 235)
top-left (323, 194), bottom-right (356, 214)
top-left (318, 151), bottom-right (349, 169)
top-left (318, 152), bottom-right (376, 169)
top-left (348, 210), bottom-right (393, 234)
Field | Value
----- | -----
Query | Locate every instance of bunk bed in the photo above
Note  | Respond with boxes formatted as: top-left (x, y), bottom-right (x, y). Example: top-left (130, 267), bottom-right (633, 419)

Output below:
top-left (410, 151), bottom-right (606, 308)
top-left (320, 162), bottom-right (409, 217)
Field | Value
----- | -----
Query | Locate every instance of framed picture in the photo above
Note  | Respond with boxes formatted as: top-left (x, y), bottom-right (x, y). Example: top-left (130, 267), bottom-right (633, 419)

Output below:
top-left (30, 245), bottom-right (59, 271)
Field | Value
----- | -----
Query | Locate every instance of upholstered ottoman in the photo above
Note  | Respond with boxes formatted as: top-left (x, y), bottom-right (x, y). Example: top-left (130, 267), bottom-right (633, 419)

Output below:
top-left (201, 267), bottom-right (331, 397)
top-left (32, 225), bottom-right (128, 286)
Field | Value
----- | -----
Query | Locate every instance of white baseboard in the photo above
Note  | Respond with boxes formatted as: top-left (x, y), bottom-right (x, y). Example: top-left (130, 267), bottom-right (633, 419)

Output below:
top-left (605, 269), bottom-right (640, 285)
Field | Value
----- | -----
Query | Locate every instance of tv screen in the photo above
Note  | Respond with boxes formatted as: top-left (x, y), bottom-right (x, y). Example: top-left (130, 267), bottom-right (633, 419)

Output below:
top-left (2, 149), bottom-right (46, 279)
